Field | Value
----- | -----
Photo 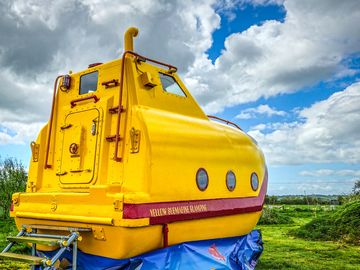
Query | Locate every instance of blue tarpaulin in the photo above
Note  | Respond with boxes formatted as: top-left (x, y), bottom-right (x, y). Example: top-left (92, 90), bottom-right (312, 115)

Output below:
top-left (40, 229), bottom-right (263, 270)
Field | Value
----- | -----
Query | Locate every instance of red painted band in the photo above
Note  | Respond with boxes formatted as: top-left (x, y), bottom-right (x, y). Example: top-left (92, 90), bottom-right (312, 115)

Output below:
top-left (123, 170), bottom-right (268, 225)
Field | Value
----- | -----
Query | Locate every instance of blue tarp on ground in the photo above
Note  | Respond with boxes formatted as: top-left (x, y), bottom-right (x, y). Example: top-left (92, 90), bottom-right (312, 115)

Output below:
top-left (40, 229), bottom-right (263, 270)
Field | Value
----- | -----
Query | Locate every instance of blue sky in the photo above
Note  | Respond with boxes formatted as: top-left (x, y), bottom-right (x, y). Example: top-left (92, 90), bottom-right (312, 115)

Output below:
top-left (204, 1), bottom-right (360, 195)
top-left (0, 0), bottom-right (359, 195)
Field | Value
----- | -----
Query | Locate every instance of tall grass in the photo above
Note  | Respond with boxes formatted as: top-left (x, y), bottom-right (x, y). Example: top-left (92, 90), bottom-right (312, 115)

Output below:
top-left (292, 200), bottom-right (360, 244)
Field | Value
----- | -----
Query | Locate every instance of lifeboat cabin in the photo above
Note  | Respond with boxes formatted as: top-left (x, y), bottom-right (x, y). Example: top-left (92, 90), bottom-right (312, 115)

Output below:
top-left (10, 27), bottom-right (267, 259)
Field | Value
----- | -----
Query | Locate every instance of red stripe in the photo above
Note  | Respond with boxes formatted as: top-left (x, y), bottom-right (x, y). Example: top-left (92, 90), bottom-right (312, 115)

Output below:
top-left (123, 170), bottom-right (268, 225)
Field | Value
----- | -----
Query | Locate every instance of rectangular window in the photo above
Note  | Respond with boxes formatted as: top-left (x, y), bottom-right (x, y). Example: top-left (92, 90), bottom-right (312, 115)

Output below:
top-left (159, 73), bottom-right (186, 97)
top-left (80, 71), bottom-right (98, 95)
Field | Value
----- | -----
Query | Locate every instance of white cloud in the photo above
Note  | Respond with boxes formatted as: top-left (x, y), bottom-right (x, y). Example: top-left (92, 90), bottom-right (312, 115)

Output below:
top-left (0, 0), bottom-right (221, 144)
top-left (235, 104), bottom-right (286, 119)
top-left (187, 0), bottom-right (360, 113)
top-left (0, 0), bottom-right (360, 147)
top-left (249, 82), bottom-right (360, 165)
top-left (300, 169), bottom-right (360, 177)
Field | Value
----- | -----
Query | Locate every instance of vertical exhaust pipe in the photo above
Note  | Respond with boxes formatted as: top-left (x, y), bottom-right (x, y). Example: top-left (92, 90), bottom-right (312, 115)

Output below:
top-left (124, 27), bottom-right (139, 52)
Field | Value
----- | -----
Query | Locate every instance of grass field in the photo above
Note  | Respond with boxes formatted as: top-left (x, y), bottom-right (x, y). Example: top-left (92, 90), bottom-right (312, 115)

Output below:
top-left (257, 205), bottom-right (360, 269)
top-left (0, 205), bottom-right (359, 269)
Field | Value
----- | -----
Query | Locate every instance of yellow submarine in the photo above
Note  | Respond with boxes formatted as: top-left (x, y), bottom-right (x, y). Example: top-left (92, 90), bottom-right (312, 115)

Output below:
top-left (9, 27), bottom-right (267, 260)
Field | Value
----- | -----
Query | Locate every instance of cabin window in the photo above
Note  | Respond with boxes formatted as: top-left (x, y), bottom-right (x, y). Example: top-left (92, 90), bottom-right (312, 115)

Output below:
top-left (159, 73), bottom-right (186, 97)
top-left (80, 71), bottom-right (98, 95)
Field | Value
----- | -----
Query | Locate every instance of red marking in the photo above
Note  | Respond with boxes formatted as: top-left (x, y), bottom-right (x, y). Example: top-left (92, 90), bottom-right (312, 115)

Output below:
top-left (123, 170), bottom-right (268, 224)
top-left (88, 62), bottom-right (103, 68)
top-left (208, 244), bottom-right (225, 261)
top-left (10, 202), bottom-right (14, 212)
top-left (162, 224), bottom-right (169, 248)
top-left (207, 115), bottom-right (242, 130)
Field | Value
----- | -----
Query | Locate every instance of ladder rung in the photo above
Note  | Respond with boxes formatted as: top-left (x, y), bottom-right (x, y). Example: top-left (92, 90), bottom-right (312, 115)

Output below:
top-left (24, 224), bottom-right (91, 232)
top-left (7, 236), bottom-right (61, 246)
top-left (0, 252), bottom-right (44, 265)
top-left (106, 135), bottom-right (122, 142)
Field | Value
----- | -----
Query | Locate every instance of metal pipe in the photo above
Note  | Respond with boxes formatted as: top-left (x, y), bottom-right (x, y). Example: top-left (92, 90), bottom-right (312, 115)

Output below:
top-left (49, 246), bottom-right (67, 266)
top-left (44, 75), bottom-right (63, 169)
top-left (16, 212), bottom-right (114, 225)
top-left (207, 115), bottom-right (242, 130)
top-left (72, 238), bottom-right (78, 270)
top-left (25, 233), bottom-right (69, 240)
top-left (124, 27), bottom-right (139, 52)
top-left (162, 224), bottom-right (169, 248)
top-left (1, 228), bottom-right (25, 253)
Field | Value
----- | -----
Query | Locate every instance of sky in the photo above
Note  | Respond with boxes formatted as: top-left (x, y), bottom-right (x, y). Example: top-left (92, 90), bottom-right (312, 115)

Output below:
top-left (0, 0), bottom-right (359, 195)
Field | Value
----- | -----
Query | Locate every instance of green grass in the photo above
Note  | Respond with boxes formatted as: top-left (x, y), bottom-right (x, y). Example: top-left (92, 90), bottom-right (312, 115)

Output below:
top-left (292, 200), bottom-right (360, 244)
top-left (256, 204), bottom-right (360, 270)
top-left (0, 220), bottom-right (29, 269)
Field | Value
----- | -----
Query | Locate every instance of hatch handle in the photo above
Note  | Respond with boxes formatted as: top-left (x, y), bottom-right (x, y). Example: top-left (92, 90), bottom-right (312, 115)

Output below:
top-left (70, 95), bottom-right (100, 108)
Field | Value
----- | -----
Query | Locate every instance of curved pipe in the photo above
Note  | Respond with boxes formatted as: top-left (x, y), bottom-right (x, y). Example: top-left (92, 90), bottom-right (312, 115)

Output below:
top-left (124, 27), bottom-right (139, 52)
top-left (45, 75), bottom-right (63, 169)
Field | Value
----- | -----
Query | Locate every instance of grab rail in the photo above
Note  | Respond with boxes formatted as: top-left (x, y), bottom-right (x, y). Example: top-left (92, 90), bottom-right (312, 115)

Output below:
top-left (70, 94), bottom-right (100, 108)
top-left (113, 51), bottom-right (177, 161)
top-left (207, 115), bottom-right (242, 130)
top-left (44, 75), bottom-right (63, 169)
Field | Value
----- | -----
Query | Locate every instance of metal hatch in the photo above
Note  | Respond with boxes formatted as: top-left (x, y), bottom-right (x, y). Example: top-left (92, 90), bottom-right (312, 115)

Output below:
top-left (58, 108), bottom-right (102, 185)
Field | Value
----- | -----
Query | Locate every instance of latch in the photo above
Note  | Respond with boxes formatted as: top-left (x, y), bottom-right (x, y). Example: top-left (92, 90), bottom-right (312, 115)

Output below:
top-left (130, 127), bottom-right (141, 153)
top-left (27, 181), bottom-right (36, 192)
top-left (60, 124), bottom-right (73, 130)
top-left (12, 193), bottom-right (20, 206)
top-left (139, 72), bottom-right (157, 88)
top-left (92, 226), bottom-right (106, 241)
top-left (30, 141), bottom-right (40, 162)
top-left (102, 79), bottom-right (119, 89)
top-left (113, 199), bottom-right (122, 211)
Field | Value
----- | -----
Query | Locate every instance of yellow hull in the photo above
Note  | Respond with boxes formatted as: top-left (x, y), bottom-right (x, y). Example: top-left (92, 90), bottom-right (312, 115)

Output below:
top-left (15, 211), bottom-right (261, 259)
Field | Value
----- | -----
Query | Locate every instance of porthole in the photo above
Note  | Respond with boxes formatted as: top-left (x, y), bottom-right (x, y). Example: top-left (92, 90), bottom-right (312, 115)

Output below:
top-left (226, 170), bottom-right (236, 191)
top-left (196, 168), bottom-right (209, 191)
top-left (251, 172), bottom-right (259, 191)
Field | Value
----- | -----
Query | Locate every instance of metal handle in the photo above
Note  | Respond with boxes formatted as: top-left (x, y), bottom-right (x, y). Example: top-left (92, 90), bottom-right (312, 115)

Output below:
top-left (70, 95), bottom-right (99, 108)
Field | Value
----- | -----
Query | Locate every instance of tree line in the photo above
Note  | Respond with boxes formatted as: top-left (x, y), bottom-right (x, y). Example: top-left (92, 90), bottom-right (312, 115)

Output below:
top-left (265, 180), bottom-right (360, 205)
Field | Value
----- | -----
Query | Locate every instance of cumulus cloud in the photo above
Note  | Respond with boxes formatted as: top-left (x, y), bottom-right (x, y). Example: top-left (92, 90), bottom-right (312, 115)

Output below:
top-left (0, 0), bottom-right (221, 144)
top-left (300, 169), bottom-right (360, 177)
top-left (187, 0), bottom-right (360, 113)
top-left (235, 104), bottom-right (286, 119)
top-left (248, 82), bottom-right (360, 165)
top-left (0, 0), bottom-right (360, 148)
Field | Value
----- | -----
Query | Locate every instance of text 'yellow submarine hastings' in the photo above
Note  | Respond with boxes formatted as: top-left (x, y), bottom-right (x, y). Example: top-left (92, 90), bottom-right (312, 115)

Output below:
top-left (11, 27), bottom-right (268, 259)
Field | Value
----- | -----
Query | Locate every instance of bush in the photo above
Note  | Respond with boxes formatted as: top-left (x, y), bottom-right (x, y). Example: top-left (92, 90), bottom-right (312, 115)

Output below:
top-left (258, 207), bottom-right (294, 225)
top-left (292, 200), bottom-right (360, 244)
top-left (0, 157), bottom-right (27, 219)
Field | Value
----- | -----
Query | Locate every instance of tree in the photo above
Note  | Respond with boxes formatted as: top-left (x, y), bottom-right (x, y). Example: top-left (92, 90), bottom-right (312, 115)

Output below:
top-left (353, 180), bottom-right (360, 195)
top-left (0, 157), bottom-right (27, 219)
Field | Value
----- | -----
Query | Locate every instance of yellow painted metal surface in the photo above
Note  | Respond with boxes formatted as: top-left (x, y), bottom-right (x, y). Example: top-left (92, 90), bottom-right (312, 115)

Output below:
top-left (11, 27), bottom-right (267, 259)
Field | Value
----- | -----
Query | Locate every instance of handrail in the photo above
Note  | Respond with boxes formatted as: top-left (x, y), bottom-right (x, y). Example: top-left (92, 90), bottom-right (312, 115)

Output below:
top-left (113, 51), bottom-right (178, 161)
top-left (207, 115), bottom-right (242, 130)
top-left (70, 94), bottom-right (99, 108)
top-left (44, 75), bottom-right (63, 169)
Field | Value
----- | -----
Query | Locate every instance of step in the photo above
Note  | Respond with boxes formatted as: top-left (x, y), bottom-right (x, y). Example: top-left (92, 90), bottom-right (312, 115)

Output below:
top-left (7, 236), bottom-right (61, 246)
top-left (24, 224), bottom-right (92, 232)
top-left (0, 252), bottom-right (44, 265)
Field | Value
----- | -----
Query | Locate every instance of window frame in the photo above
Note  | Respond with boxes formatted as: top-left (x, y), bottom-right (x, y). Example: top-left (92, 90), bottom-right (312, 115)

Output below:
top-left (159, 72), bottom-right (187, 97)
top-left (79, 71), bottom-right (99, 95)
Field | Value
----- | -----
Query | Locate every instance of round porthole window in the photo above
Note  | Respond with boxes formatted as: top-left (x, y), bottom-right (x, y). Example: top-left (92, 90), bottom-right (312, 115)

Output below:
top-left (251, 172), bottom-right (259, 191)
top-left (226, 170), bottom-right (236, 191)
top-left (196, 168), bottom-right (209, 191)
